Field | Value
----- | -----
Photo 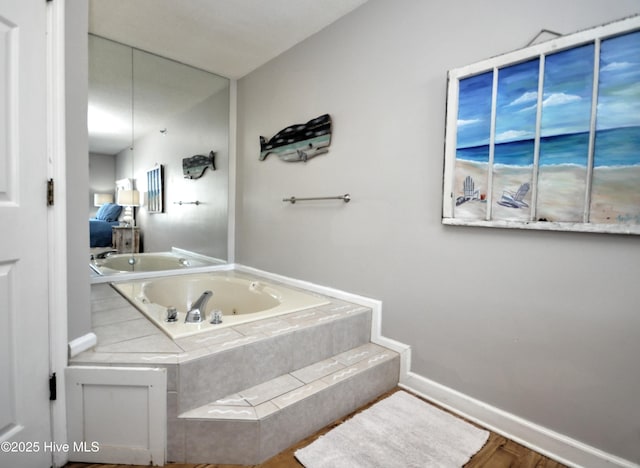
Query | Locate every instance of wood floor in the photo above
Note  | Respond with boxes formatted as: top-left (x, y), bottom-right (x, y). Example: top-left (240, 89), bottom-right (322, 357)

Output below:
top-left (63, 388), bottom-right (566, 468)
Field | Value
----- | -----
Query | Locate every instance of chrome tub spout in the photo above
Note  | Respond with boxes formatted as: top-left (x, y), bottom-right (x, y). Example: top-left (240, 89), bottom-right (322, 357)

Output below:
top-left (184, 290), bottom-right (213, 323)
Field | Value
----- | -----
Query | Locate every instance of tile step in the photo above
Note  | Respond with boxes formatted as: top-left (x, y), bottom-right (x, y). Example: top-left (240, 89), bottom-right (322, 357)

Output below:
top-left (171, 342), bottom-right (400, 464)
top-left (179, 342), bottom-right (396, 421)
top-left (175, 305), bottom-right (373, 413)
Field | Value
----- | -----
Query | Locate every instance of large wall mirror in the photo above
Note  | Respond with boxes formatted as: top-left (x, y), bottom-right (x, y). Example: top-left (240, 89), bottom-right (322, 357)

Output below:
top-left (88, 34), bottom-right (230, 272)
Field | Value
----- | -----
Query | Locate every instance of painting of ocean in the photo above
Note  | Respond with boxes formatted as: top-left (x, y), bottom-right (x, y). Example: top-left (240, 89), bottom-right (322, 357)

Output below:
top-left (451, 26), bottom-right (640, 227)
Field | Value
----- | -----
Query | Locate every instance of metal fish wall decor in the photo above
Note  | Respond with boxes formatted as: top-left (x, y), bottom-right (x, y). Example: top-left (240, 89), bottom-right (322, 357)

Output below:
top-left (183, 151), bottom-right (216, 179)
top-left (259, 114), bottom-right (332, 162)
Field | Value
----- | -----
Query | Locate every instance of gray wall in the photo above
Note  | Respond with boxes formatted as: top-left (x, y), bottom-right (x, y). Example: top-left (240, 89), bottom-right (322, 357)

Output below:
top-left (236, 0), bottom-right (640, 463)
top-left (66, 0), bottom-right (90, 341)
top-left (116, 88), bottom-right (229, 259)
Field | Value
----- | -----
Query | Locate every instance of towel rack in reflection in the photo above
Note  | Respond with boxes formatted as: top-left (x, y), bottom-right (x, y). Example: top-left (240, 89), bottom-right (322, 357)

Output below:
top-left (174, 200), bottom-right (200, 205)
top-left (282, 194), bottom-right (351, 204)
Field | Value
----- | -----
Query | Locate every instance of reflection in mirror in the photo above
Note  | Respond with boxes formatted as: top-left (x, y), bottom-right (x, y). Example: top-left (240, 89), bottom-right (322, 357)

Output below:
top-left (88, 35), bottom-right (230, 275)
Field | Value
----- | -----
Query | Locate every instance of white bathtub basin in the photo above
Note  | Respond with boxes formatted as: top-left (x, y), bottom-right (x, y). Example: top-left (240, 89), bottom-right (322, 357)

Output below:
top-left (111, 272), bottom-right (330, 339)
top-left (91, 251), bottom-right (222, 275)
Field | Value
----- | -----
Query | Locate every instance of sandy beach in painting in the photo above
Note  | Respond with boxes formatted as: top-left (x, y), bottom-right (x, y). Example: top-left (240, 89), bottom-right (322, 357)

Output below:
top-left (591, 165), bottom-right (640, 224)
top-left (453, 160), bottom-right (640, 224)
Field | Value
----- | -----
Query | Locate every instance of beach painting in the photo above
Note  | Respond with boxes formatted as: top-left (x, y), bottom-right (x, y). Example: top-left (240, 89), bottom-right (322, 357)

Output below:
top-left (453, 71), bottom-right (492, 220)
top-left (445, 16), bottom-right (640, 234)
top-left (591, 30), bottom-right (640, 224)
top-left (536, 43), bottom-right (594, 223)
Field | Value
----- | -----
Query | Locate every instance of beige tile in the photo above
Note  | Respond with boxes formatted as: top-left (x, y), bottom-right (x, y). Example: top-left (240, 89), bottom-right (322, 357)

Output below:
top-left (240, 374), bottom-right (303, 406)
top-left (212, 393), bottom-right (251, 406)
top-left (91, 295), bottom-right (134, 312)
top-left (271, 380), bottom-right (329, 410)
top-left (233, 317), bottom-right (291, 336)
top-left (206, 333), bottom-right (266, 353)
top-left (322, 350), bottom-right (398, 386)
top-left (90, 283), bottom-right (119, 300)
top-left (184, 419), bottom-right (259, 465)
top-left (263, 322), bottom-right (301, 336)
top-left (334, 342), bottom-right (386, 366)
top-left (242, 333), bottom-right (297, 384)
top-left (68, 351), bottom-right (114, 365)
top-left (178, 346), bottom-right (250, 412)
top-left (291, 358), bottom-right (344, 384)
top-left (166, 391), bottom-right (186, 462)
top-left (181, 404), bottom-right (257, 420)
top-left (259, 392), bottom-right (330, 463)
top-left (255, 401), bottom-right (279, 419)
top-left (114, 352), bottom-right (180, 365)
top-left (92, 306), bottom-right (142, 327)
top-left (174, 346), bottom-right (219, 364)
top-left (331, 310), bottom-right (371, 353)
top-left (92, 317), bottom-right (161, 346)
top-left (94, 330), bottom-right (182, 353)
top-left (281, 308), bottom-right (325, 323)
top-left (291, 321), bottom-right (334, 370)
top-left (174, 328), bottom-right (243, 352)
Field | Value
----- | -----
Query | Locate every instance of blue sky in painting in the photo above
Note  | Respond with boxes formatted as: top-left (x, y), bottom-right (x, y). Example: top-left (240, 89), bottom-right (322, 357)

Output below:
top-left (596, 30), bottom-right (640, 130)
top-left (541, 44), bottom-right (594, 136)
top-left (456, 71), bottom-right (493, 148)
top-left (494, 59), bottom-right (539, 143)
top-left (456, 28), bottom-right (640, 166)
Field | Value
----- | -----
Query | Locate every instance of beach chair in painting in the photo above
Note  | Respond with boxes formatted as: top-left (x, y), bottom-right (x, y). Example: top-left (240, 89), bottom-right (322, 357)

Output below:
top-left (497, 182), bottom-right (530, 208)
top-left (455, 175), bottom-right (480, 206)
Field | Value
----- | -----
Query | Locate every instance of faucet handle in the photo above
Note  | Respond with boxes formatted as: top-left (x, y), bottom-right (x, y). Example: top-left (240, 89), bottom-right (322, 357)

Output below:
top-left (210, 310), bottom-right (223, 324)
top-left (166, 306), bottom-right (178, 322)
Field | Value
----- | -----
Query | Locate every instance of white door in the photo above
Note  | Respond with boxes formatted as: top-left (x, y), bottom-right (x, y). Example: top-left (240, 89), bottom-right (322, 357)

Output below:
top-left (0, 0), bottom-right (52, 467)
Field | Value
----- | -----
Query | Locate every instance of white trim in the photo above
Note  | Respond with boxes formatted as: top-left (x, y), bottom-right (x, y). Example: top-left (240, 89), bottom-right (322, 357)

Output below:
top-left (400, 372), bottom-right (639, 468)
top-left (442, 217), bottom-right (640, 235)
top-left (68, 333), bottom-right (97, 358)
top-left (46, 0), bottom-right (69, 466)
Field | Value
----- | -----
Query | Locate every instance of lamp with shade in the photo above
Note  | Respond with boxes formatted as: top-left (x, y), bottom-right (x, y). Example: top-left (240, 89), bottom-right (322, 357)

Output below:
top-left (116, 189), bottom-right (141, 226)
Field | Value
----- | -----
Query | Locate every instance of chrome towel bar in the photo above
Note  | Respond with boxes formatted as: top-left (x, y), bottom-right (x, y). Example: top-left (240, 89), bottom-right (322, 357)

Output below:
top-left (283, 194), bottom-right (351, 204)
top-left (174, 200), bottom-right (200, 205)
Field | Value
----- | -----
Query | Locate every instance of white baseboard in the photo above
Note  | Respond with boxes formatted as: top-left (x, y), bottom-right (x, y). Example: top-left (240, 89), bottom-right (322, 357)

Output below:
top-left (400, 372), bottom-right (638, 468)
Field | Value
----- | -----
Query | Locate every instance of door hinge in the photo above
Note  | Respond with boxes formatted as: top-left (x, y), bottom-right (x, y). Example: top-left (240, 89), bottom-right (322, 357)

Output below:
top-left (47, 179), bottom-right (54, 206)
top-left (49, 373), bottom-right (57, 401)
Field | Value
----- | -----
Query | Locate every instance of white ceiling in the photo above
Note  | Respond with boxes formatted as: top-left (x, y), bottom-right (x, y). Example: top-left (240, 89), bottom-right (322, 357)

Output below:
top-left (89, 0), bottom-right (369, 79)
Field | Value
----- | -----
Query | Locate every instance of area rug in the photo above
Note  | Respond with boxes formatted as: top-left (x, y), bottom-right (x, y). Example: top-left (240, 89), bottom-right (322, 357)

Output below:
top-left (295, 390), bottom-right (489, 468)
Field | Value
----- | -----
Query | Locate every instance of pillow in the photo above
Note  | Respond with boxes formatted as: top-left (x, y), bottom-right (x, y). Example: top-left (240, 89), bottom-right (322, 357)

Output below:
top-left (95, 203), bottom-right (122, 222)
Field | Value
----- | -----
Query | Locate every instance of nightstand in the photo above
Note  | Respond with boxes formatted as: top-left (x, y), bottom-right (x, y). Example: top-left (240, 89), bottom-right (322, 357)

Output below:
top-left (112, 226), bottom-right (140, 253)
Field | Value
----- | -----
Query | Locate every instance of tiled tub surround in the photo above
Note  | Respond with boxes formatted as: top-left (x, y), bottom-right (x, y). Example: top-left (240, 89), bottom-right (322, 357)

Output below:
top-left (73, 275), bottom-right (400, 464)
top-left (111, 271), bottom-right (331, 339)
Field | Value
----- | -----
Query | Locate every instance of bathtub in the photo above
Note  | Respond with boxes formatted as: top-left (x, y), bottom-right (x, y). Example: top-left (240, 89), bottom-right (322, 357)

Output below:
top-left (91, 251), bottom-right (222, 276)
top-left (111, 271), bottom-right (331, 339)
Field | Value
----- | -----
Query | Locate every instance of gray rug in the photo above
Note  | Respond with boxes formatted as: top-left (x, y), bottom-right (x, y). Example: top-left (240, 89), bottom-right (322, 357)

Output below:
top-left (295, 391), bottom-right (489, 468)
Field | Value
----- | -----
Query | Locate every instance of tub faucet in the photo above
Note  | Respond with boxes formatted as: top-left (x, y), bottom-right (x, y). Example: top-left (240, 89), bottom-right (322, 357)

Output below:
top-left (95, 249), bottom-right (117, 259)
top-left (185, 290), bottom-right (213, 323)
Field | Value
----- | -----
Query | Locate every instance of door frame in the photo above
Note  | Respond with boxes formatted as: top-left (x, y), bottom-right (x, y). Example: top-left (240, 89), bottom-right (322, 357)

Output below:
top-left (47, 0), bottom-right (69, 466)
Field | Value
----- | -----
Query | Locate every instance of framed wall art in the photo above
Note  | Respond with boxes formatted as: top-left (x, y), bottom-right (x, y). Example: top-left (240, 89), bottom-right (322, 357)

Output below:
top-left (442, 15), bottom-right (640, 235)
top-left (146, 165), bottom-right (164, 213)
